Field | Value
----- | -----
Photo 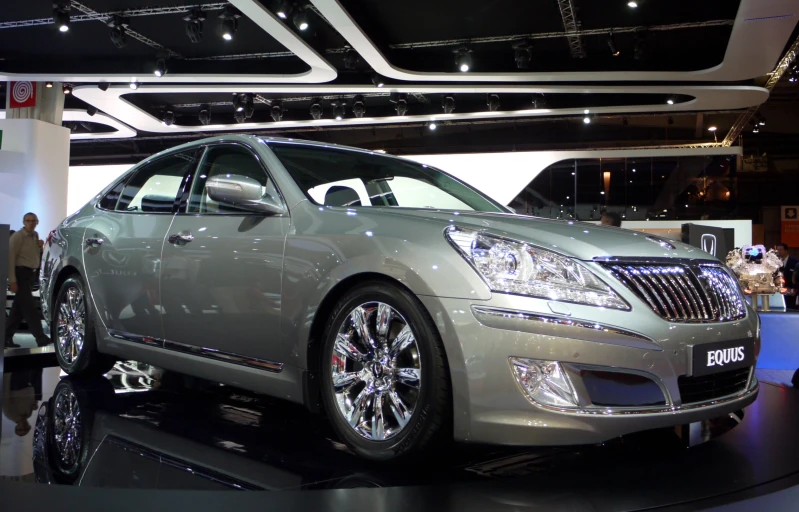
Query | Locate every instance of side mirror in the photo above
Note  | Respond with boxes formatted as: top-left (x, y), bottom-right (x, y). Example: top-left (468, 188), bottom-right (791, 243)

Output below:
top-left (206, 174), bottom-right (285, 215)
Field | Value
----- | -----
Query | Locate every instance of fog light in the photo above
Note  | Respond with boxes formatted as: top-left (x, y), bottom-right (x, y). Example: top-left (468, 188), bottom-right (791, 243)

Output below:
top-left (510, 357), bottom-right (579, 408)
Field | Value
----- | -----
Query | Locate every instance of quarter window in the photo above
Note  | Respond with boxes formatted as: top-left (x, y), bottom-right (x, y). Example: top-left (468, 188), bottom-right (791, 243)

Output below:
top-left (188, 145), bottom-right (279, 214)
top-left (114, 150), bottom-right (198, 213)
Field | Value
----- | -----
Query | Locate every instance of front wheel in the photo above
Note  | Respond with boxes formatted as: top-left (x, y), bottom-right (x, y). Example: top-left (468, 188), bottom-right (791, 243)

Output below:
top-left (320, 281), bottom-right (451, 461)
top-left (53, 275), bottom-right (116, 377)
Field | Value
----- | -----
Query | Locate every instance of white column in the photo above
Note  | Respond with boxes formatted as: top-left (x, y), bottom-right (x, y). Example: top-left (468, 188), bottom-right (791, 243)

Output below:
top-left (0, 119), bottom-right (70, 235)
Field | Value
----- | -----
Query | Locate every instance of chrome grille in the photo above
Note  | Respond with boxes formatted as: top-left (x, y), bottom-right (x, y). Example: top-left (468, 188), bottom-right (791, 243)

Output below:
top-left (601, 263), bottom-right (746, 323)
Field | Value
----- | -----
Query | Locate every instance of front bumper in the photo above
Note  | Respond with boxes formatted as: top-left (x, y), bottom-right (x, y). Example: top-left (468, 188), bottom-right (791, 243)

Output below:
top-left (418, 293), bottom-right (759, 446)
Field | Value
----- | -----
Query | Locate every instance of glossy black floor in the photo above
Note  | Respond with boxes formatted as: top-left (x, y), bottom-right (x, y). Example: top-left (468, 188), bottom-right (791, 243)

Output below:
top-left (2, 361), bottom-right (799, 512)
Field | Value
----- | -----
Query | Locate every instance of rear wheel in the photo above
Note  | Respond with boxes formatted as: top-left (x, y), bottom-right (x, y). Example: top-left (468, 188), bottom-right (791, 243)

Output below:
top-left (53, 276), bottom-right (116, 377)
top-left (320, 281), bottom-right (451, 461)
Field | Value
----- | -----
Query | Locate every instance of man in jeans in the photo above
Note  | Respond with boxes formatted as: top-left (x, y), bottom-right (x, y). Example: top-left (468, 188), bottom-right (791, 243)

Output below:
top-left (5, 213), bottom-right (51, 348)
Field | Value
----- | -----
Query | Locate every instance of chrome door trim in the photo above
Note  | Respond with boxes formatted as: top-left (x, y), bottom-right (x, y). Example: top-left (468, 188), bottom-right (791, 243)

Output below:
top-left (108, 329), bottom-right (283, 373)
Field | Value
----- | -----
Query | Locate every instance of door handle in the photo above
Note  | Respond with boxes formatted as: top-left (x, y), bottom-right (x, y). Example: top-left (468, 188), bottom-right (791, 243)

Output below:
top-left (85, 237), bottom-right (104, 248)
top-left (168, 232), bottom-right (194, 245)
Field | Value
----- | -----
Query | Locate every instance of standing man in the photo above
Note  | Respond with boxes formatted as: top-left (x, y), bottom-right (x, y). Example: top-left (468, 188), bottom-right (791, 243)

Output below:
top-left (777, 243), bottom-right (799, 310)
top-left (5, 213), bottom-right (51, 348)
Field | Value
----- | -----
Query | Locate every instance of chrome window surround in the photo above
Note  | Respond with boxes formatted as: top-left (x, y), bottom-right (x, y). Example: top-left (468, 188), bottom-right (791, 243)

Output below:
top-left (108, 330), bottom-right (283, 373)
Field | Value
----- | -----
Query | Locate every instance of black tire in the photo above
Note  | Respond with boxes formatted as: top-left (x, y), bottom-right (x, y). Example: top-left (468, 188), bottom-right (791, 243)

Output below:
top-left (320, 281), bottom-right (451, 461)
top-left (52, 275), bottom-right (116, 377)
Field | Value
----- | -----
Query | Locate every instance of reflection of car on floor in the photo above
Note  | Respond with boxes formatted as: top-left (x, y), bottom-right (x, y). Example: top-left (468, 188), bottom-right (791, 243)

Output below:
top-left (40, 135), bottom-right (760, 461)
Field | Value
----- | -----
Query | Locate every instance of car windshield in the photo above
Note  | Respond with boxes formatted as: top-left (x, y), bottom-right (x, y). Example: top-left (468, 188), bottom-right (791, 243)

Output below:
top-left (267, 142), bottom-right (507, 212)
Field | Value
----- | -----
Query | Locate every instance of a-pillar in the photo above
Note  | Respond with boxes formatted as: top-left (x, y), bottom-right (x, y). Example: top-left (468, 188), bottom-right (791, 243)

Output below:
top-left (0, 81), bottom-right (69, 235)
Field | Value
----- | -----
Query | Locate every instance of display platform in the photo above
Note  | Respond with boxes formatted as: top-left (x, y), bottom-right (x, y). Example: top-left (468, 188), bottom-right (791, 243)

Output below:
top-left (2, 363), bottom-right (799, 511)
top-left (757, 311), bottom-right (799, 370)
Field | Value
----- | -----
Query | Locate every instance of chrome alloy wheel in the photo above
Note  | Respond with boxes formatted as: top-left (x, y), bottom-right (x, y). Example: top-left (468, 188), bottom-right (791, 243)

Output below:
top-left (53, 387), bottom-right (82, 470)
top-left (331, 302), bottom-right (422, 441)
top-left (57, 286), bottom-right (86, 364)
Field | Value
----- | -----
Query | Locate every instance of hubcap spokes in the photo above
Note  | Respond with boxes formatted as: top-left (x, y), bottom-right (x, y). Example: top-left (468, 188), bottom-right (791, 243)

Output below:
top-left (57, 287), bottom-right (85, 364)
top-left (53, 387), bottom-right (81, 469)
top-left (331, 302), bottom-right (422, 441)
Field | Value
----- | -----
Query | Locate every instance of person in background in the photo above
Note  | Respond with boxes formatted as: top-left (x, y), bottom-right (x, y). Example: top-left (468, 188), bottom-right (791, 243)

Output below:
top-left (600, 211), bottom-right (622, 227)
top-left (776, 243), bottom-right (798, 310)
top-left (5, 212), bottom-right (51, 348)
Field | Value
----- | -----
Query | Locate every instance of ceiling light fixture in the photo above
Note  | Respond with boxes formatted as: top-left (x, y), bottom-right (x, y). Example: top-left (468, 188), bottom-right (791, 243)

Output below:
top-left (708, 126), bottom-right (717, 132)
top-left (310, 98), bottom-right (323, 120)
top-left (454, 47), bottom-right (472, 72)
top-left (199, 104), bottom-right (211, 125)
top-left (428, 121), bottom-right (437, 131)
top-left (129, 81), bottom-right (139, 90)
top-left (486, 94), bottom-right (500, 111)
top-left (352, 95), bottom-right (365, 118)
top-left (275, 0), bottom-right (293, 19)
top-left (154, 57), bottom-right (168, 77)
top-left (86, 106), bottom-right (98, 116)
top-left (98, 82), bottom-right (109, 91)
top-left (667, 98), bottom-right (674, 105)
top-left (184, 7), bottom-right (205, 43)
top-left (533, 93), bottom-right (546, 109)
top-left (219, 6), bottom-right (241, 41)
top-left (163, 111), bottom-right (175, 126)
top-left (396, 98), bottom-right (408, 116)
top-left (343, 49), bottom-right (359, 70)
top-left (107, 15), bottom-right (129, 48)
top-left (607, 31), bottom-right (620, 57)
top-left (371, 72), bottom-right (386, 88)
top-left (583, 116), bottom-right (591, 124)
top-left (442, 95), bottom-right (456, 114)
top-left (62, 84), bottom-right (72, 95)
top-left (293, 8), bottom-right (309, 31)
top-left (333, 103), bottom-right (345, 121)
top-left (628, 1), bottom-right (638, 7)
top-left (45, 82), bottom-right (54, 88)
top-left (512, 40), bottom-right (532, 69)
top-left (756, 115), bottom-right (766, 126)
top-left (234, 110), bottom-right (246, 123)
top-left (53, 1), bottom-right (70, 32)
top-left (271, 102), bottom-right (284, 122)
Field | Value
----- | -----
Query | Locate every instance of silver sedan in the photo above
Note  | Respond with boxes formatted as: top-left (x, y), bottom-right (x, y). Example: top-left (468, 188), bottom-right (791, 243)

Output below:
top-left (40, 135), bottom-right (759, 461)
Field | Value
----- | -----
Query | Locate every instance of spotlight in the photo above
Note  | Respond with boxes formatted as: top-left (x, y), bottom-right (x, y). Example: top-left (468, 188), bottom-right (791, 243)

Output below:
top-left (163, 111), bottom-right (175, 126)
top-left (486, 94), bottom-right (500, 111)
top-left (45, 82), bottom-right (54, 88)
top-left (607, 32), bottom-right (620, 57)
top-left (271, 101), bottom-right (283, 122)
top-left (129, 81), bottom-right (139, 90)
top-left (708, 126), bottom-right (717, 132)
top-left (628, 1), bottom-right (638, 7)
top-left (98, 82), bottom-right (109, 91)
top-left (583, 116), bottom-right (591, 124)
top-left (62, 84), bottom-right (72, 95)
top-left (428, 121), bottom-right (437, 131)
top-left (454, 47), bottom-right (472, 72)
top-left (199, 104), bottom-right (211, 125)
top-left (352, 95), bottom-right (366, 118)
top-left (333, 103), bottom-right (345, 121)
top-left (275, 0), bottom-right (293, 19)
top-left (753, 125), bottom-right (760, 133)
top-left (53, 1), bottom-right (70, 33)
top-left (87, 106), bottom-right (98, 116)
top-left (244, 94), bottom-right (255, 119)
top-left (293, 9), bottom-right (309, 31)
top-left (533, 93), bottom-right (546, 109)
top-left (219, 6), bottom-right (241, 41)
top-left (667, 98), bottom-right (674, 105)
top-left (107, 16), bottom-right (129, 48)
top-left (154, 57), bottom-right (168, 77)
top-left (756, 115), bottom-right (766, 126)
top-left (184, 8), bottom-right (205, 44)
top-left (310, 98), bottom-right (323, 120)
top-left (233, 93), bottom-right (246, 112)
top-left (512, 40), bottom-right (532, 69)
top-left (234, 110), bottom-right (246, 123)
top-left (371, 72), bottom-right (386, 88)
top-left (442, 95), bottom-right (455, 114)
top-left (343, 49), bottom-right (359, 70)
top-left (396, 98), bottom-right (408, 116)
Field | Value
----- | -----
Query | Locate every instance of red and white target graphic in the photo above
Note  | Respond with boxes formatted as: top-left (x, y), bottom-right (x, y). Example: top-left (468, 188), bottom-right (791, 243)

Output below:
top-left (9, 81), bottom-right (37, 109)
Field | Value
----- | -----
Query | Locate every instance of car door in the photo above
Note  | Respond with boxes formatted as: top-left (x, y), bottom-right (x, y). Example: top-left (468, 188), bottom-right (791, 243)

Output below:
top-left (83, 149), bottom-right (200, 341)
top-left (159, 142), bottom-right (289, 366)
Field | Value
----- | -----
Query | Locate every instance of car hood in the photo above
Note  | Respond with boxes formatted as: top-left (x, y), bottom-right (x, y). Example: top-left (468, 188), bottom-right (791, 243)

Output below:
top-left (375, 209), bottom-right (711, 262)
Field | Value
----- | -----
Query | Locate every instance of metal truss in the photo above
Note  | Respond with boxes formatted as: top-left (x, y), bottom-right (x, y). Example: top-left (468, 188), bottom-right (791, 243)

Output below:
top-left (0, 2), bottom-right (228, 30)
top-left (721, 33), bottom-right (799, 147)
top-left (556, 0), bottom-right (586, 58)
top-left (171, 92), bottom-right (391, 109)
top-left (387, 20), bottom-right (733, 50)
top-left (184, 51), bottom-right (296, 61)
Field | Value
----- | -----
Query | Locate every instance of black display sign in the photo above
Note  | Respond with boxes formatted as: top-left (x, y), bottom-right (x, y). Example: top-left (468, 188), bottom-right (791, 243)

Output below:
top-left (691, 338), bottom-right (754, 377)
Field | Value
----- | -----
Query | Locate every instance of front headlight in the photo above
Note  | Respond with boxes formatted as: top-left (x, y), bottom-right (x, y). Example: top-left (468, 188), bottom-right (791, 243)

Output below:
top-left (445, 226), bottom-right (629, 310)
